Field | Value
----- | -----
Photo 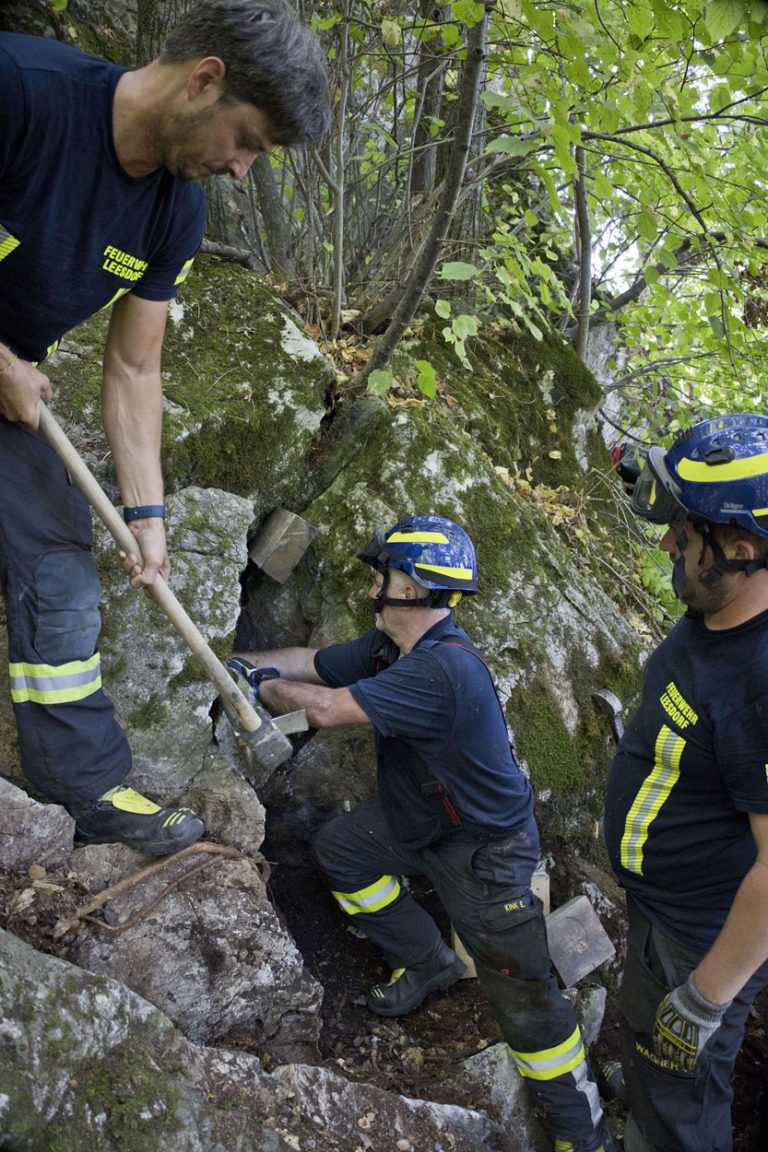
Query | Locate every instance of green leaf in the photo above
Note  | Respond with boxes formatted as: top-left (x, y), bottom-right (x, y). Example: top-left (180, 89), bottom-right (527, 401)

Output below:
top-left (627, 4), bottom-right (654, 39)
top-left (482, 92), bottom-right (519, 111)
top-left (451, 0), bottom-right (485, 27)
top-left (708, 314), bottom-right (725, 338)
top-left (551, 122), bottom-right (578, 174)
top-left (485, 135), bottom-right (539, 156)
top-left (415, 360), bottom-right (438, 399)
top-left (704, 0), bottom-right (743, 41)
top-left (440, 21), bottom-right (461, 46)
top-left (381, 19), bottom-right (402, 47)
top-left (314, 13), bottom-right (341, 30)
top-left (638, 209), bottom-right (657, 244)
top-left (452, 314), bottom-right (479, 340)
top-left (439, 262), bottom-right (480, 281)
top-left (367, 369), bottom-right (394, 396)
top-left (435, 299), bottom-right (452, 319)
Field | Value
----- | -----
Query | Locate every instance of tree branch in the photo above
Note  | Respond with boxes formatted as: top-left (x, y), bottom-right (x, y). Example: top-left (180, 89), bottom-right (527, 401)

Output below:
top-left (352, 10), bottom-right (489, 387)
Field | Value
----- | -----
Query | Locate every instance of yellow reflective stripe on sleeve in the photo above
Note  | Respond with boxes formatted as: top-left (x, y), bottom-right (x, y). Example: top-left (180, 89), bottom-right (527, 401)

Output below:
top-left (620, 725), bottom-right (685, 875)
top-left (174, 257), bottom-right (195, 286)
top-left (415, 562), bottom-right (474, 580)
top-left (508, 1026), bottom-right (586, 1081)
top-left (331, 875), bottom-right (401, 916)
top-left (677, 452), bottom-right (768, 483)
top-left (386, 531), bottom-right (449, 545)
top-left (9, 654), bottom-right (102, 704)
top-left (98, 286), bottom-right (131, 314)
top-left (0, 226), bottom-right (20, 261)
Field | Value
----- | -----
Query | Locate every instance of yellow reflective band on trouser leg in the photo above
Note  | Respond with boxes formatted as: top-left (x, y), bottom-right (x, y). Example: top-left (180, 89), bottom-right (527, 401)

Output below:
top-left (508, 1025), bottom-right (587, 1081)
top-left (9, 654), bottom-right (102, 704)
top-left (331, 875), bottom-right (401, 915)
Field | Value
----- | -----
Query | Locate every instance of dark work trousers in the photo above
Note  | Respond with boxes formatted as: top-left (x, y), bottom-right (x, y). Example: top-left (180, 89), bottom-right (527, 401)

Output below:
top-left (619, 896), bottom-right (768, 1152)
top-left (0, 418), bottom-right (131, 805)
top-left (313, 796), bottom-right (607, 1151)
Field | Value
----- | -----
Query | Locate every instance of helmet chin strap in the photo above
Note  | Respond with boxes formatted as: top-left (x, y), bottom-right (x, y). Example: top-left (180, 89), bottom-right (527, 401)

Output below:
top-left (696, 522), bottom-right (768, 587)
top-left (372, 571), bottom-right (462, 613)
top-left (673, 521), bottom-right (768, 599)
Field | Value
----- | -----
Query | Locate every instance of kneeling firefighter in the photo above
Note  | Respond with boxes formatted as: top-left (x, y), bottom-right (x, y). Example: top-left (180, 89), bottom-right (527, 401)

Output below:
top-left (229, 514), bottom-right (617, 1152)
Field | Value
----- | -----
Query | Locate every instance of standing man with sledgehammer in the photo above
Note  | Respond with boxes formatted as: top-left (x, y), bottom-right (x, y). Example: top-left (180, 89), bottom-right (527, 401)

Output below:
top-left (605, 414), bottom-right (768, 1152)
top-left (0, 1), bottom-right (329, 854)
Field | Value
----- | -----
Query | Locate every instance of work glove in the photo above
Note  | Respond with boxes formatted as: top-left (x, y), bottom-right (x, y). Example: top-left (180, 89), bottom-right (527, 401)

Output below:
top-left (652, 972), bottom-right (731, 1073)
top-left (226, 658), bottom-right (281, 701)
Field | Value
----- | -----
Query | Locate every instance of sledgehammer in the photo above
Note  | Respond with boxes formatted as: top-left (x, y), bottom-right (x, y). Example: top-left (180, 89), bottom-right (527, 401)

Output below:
top-left (38, 405), bottom-right (302, 773)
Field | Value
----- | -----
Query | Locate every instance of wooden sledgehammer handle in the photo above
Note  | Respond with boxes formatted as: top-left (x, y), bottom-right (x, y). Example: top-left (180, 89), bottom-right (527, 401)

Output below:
top-left (38, 405), bottom-right (263, 734)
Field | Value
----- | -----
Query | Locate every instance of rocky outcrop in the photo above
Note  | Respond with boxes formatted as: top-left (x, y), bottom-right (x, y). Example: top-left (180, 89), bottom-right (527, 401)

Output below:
top-left (0, 260), bottom-right (640, 1148)
top-left (0, 926), bottom-right (537, 1152)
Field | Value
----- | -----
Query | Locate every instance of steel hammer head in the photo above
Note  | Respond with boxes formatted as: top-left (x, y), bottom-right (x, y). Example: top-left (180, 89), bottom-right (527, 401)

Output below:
top-left (591, 688), bottom-right (625, 743)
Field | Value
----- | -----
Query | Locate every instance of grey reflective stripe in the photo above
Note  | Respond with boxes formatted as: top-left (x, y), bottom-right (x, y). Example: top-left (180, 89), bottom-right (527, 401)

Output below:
top-left (333, 876), bottom-right (400, 915)
top-left (509, 1026), bottom-right (586, 1080)
top-left (10, 666), bottom-right (101, 693)
top-left (620, 725), bottom-right (684, 874)
top-left (571, 1049), bottom-right (604, 1128)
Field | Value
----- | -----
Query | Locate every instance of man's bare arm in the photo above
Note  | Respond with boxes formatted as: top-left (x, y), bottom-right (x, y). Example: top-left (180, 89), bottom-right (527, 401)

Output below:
top-left (693, 811), bottom-right (768, 1003)
top-left (102, 294), bottom-right (169, 587)
top-left (258, 677), bottom-right (370, 728)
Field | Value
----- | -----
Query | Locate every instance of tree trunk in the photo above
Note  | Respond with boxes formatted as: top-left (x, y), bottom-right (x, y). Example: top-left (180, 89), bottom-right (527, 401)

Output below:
top-left (354, 10), bottom-right (488, 385)
top-left (136, 0), bottom-right (195, 65)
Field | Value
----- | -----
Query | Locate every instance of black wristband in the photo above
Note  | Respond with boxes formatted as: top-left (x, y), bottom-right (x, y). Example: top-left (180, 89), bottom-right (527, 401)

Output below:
top-left (123, 505), bottom-right (166, 523)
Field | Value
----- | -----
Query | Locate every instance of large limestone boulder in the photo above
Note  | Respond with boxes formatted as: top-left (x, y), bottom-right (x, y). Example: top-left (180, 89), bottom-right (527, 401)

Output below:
top-left (0, 777), bottom-right (74, 869)
top-left (68, 844), bottom-right (323, 1058)
top-left (0, 927), bottom-right (519, 1152)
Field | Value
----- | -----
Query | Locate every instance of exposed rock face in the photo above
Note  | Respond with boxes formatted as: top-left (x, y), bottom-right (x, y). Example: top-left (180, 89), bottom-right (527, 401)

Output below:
top-left (0, 927), bottom-right (525, 1152)
top-left (0, 777), bottom-right (74, 869)
top-left (68, 844), bottom-right (323, 1057)
top-left (0, 260), bottom-right (641, 1146)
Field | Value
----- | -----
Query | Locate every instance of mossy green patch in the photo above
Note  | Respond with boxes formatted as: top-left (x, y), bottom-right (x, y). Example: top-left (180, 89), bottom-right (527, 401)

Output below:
top-left (394, 323), bottom-right (603, 490)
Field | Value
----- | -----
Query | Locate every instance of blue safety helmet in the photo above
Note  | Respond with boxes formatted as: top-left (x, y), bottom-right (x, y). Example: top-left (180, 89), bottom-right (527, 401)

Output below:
top-left (630, 414), bottom-right (768, 539)
top-left (358, 515), bottom-right (478, 593)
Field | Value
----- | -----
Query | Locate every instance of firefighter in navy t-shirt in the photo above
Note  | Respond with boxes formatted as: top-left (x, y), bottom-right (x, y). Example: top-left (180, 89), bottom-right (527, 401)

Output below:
top-left (604, 414), bottom-right (768, 1152)
top-left (229, 515), bottom-right (618, 1152)
top-left (0, 3), bottom-right (328, 854)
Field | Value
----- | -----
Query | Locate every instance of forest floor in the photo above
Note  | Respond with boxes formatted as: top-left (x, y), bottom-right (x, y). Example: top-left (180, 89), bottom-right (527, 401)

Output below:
top-left (2, 849), bottom-right (766, 1151)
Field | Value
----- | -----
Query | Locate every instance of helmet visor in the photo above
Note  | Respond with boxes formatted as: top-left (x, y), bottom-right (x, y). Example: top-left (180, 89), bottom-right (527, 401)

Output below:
top-left (357, 528), bottom-right (410, 571)
top-left (630, 446), bottom-right (686, 524)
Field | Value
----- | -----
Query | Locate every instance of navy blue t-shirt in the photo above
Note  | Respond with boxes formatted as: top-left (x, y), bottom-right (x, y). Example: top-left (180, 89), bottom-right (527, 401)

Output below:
top-left (314, 616), bottom-right (534, 849)
top-left (0, 33), bottom-right (205, 362)
top-left (605, 608), bottom-right (768, 950)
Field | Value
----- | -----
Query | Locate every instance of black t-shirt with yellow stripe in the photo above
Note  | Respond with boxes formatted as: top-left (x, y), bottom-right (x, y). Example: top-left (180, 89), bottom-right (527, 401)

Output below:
top-left (0, 33), bottom-right (205, 363)
top-left (605, 607), bottom-right (768, 950)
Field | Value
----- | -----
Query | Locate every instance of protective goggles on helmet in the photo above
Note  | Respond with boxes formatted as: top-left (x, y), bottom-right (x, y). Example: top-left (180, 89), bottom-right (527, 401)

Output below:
top-left (357, 528), bottom-right (403, 571)
top-left (630, 445), bottom-right (687, 525)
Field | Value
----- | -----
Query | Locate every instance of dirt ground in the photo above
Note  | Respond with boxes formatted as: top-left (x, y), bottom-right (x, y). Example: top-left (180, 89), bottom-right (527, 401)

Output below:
top-left (2, 852), bottom-right (766, 1150)
top-left (264, 855), bottom-right (768, 1150)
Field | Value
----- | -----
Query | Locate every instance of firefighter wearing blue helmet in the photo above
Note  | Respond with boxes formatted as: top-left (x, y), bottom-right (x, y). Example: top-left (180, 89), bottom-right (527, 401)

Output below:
top-left (229, 514), bottom-right (617, 1152)
top-left (605, 414), bottom-right (768, 1151)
